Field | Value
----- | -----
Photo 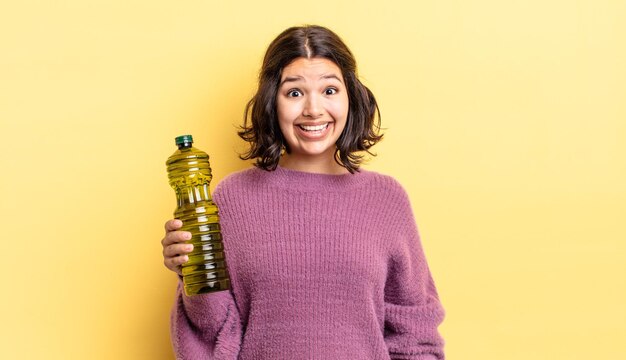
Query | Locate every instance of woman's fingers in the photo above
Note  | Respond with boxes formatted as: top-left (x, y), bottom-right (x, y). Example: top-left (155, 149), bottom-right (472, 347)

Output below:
top-left (161, 229), bottom-right (192, 247)
top-left (162, 219), bottom-right (193, 274)
top-left (164, 219), bottom-right (182, 232)
top-left (163, 243), bottom-right (194, 257)
top-left (164, 254), bottom-right (189, 275)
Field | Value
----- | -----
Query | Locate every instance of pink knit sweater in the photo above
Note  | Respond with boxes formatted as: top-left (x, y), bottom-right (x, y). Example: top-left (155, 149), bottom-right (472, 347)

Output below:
top-left (170, 165), bottom-right (445, 359)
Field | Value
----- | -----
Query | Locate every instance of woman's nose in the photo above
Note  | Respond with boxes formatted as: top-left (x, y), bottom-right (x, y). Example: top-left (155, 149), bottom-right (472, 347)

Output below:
top-left (302, 94), bottom-right (323, 118)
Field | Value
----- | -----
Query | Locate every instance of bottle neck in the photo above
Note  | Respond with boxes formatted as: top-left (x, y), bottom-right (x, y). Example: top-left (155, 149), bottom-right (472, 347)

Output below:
top-left (177, 142), bottom-right (193, 150)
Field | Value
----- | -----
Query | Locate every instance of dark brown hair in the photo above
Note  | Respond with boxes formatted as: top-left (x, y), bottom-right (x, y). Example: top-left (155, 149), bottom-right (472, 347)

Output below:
top-left (238, 25), bottom-right (383, 173)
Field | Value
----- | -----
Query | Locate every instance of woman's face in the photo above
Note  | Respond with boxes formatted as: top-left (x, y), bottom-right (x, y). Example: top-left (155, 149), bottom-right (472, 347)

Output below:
top-left (276, 57), bottom-right (349, 165)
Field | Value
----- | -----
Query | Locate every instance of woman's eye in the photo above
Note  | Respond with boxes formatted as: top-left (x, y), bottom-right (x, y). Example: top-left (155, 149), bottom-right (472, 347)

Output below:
top-left (325, 88), bottom-right (337, 95)
top-left (287, 90), bottom-right (302, 97)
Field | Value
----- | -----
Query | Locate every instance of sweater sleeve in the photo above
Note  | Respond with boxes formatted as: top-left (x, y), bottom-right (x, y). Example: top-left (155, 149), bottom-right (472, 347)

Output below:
top-left (170, 280), bottom-right (242, 360)
top-left (383, 186), bottom-right (445, 360)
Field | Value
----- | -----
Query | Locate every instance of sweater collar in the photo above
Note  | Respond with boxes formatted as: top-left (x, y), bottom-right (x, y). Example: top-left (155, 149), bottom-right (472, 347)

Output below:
top-left (257, 164), bottom-right (369, 192)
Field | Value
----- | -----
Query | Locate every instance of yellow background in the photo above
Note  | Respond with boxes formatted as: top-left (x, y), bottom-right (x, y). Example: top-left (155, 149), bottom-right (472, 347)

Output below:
top-left (1, 1), bottom-right (624, 359)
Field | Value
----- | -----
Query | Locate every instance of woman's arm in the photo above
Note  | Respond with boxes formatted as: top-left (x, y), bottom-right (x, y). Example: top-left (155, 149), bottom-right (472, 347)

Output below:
top-left (170, 282), bottom-right (242, 360)
top-left (383, 187), bottom-right (445, 360)
top-left (163, 219), bottom-right (242, 359)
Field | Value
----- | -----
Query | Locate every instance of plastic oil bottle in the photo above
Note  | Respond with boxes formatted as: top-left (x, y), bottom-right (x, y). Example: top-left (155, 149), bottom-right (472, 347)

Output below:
top-left (166, 135), bottom-right (230, 296)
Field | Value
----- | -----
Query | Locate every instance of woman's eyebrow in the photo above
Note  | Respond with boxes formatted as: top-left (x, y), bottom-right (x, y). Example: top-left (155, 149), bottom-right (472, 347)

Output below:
top-left (320, 74), bottom-right (342, 83)
top-left (280, 76), bottom-right (303, 87)
top-left (280, 74), bottom-right (343, 87)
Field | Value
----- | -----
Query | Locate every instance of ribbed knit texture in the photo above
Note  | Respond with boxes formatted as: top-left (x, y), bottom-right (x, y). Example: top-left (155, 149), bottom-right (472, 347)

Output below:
top-left (171, 165), bottom-right (445, 360)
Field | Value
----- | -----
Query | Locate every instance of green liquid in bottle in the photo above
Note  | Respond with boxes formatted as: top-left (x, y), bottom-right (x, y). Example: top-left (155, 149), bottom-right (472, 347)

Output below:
top-left (166, 135), bottom-right (231, 296)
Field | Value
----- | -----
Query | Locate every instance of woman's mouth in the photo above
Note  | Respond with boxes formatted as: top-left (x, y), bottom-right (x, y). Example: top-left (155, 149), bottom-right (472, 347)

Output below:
top-left (295, 122), bottom-right (332, 139)
top-left (298, 123), bottom-right (329, 132)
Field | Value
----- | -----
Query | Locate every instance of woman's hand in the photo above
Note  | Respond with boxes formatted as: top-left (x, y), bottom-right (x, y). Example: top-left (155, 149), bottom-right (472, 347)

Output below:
top-left (161, 219), bottom-right (193, 276)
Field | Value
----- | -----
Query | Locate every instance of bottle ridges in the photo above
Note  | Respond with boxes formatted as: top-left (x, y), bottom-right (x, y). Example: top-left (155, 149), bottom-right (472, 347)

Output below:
top-left (175, 203), bottom-right (230, 294)
top-left (166, 143), bottom-right (230, 296)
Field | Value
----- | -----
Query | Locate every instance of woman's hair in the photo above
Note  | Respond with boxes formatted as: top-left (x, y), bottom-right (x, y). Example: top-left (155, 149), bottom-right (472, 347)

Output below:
top-left (238, 25), bottom-right (383, 173)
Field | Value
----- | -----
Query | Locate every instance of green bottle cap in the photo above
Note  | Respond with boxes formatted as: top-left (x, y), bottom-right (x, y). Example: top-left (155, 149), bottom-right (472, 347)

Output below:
top-left (175, 135), bottom-right (193, 145)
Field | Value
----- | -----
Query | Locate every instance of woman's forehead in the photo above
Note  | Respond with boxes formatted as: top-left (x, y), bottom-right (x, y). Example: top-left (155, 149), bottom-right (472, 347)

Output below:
top-left (280, 57), bottom-right (343, 81)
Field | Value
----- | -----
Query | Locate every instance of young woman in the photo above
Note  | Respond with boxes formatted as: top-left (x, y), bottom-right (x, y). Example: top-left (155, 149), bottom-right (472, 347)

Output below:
top-left (161, 25), bottom-right (445, 360)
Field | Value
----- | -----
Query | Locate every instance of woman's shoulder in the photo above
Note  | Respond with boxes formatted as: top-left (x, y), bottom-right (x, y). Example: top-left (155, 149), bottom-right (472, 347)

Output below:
top-left (214, 166), bottom-right (262, 195)
top-left (360, 168), bottom-right (409, 196)
top-left (359, 168), bottom-right (416, 216)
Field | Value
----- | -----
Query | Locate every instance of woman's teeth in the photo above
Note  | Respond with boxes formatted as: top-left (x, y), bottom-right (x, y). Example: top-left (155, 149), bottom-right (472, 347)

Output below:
top-left (299, 123), bottom-right (329, 132)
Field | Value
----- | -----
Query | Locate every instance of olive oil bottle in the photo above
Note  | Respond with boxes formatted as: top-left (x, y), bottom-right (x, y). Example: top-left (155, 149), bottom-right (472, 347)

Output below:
top-left (166, 135), bottom-right (230, 296)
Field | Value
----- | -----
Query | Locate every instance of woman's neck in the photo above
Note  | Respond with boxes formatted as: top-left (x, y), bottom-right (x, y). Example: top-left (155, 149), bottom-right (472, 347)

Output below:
top-left (278, 153), bottom-right (350, 175)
